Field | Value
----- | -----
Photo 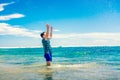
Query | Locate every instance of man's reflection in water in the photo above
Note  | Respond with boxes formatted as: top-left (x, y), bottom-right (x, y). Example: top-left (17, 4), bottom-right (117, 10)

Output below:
top-left (44, 68), bottom-right (53, 80)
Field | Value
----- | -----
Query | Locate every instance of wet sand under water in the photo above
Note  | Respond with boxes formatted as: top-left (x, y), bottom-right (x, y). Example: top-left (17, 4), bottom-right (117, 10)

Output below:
top-left (0, 62), bottom-right (120, 80)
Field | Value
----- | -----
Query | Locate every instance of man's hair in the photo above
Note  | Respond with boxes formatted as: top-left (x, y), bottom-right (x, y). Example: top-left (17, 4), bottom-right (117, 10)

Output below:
top-left (40, 32), bottom-right (45, 38)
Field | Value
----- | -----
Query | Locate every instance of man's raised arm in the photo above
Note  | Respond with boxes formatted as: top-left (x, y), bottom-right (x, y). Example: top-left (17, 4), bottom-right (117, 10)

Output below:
top-left (50, 26), bottom-right (53, 38)
top-left (45, 24), bottom-right (50, 39)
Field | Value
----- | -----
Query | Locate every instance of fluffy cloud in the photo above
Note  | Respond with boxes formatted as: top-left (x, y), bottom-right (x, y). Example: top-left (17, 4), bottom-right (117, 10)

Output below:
top-left (53, 33), bottom-right (120, 46)
top-left (53, 33), bottom-right (120, 39)
top-left (0, 2), bottom-right (14, 12)
top-left (0, 23), bottom-right (120, 47)
top-left (0, 13), bottom-right (24, 20)
top-left (0, 2), bottom-right (24, 21)
top-left (53, 29), bottom-right (60, 32)
top-left (0, 23), bottom-right (41, 38)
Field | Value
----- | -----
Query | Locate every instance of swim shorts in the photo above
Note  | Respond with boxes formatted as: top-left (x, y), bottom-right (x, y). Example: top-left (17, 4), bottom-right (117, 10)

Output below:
top-left (44, 52), bottom-right (52, 61)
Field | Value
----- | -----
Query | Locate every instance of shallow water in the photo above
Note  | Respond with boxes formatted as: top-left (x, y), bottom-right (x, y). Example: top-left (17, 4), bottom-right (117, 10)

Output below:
top-left (0, 47), bottom-right (120, 80)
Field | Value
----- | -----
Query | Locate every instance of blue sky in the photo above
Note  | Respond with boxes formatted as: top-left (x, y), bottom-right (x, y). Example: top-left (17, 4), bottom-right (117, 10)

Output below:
top-left (0, 0), bottom-right (120, 47)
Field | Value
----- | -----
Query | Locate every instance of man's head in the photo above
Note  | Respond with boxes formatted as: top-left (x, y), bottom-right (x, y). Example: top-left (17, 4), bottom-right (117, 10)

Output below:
top-left (40, 32), bottom-right (46, 38)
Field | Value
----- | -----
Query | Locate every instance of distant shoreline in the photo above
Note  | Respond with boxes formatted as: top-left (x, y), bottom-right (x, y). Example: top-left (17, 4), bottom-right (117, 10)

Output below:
top-left (0, 46), bottom-right (120, 49)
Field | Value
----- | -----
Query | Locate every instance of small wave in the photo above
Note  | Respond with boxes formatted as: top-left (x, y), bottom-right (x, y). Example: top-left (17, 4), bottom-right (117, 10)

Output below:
top-left (47, 62), bottom-right (98, 68)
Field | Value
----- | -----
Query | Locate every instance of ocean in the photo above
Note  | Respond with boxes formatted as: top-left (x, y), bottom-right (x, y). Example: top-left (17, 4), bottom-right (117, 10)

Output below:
top-left (0, 47), bottom-right (120, 80)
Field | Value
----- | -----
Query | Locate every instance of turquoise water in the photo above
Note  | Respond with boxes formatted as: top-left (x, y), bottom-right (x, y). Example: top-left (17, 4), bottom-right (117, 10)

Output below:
top-left (0, 47), bottom-right (120, 80)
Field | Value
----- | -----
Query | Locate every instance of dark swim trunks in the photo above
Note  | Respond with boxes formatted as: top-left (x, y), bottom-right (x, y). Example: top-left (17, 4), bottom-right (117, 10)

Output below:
top-left (44, 52), bottom-right (52, 61)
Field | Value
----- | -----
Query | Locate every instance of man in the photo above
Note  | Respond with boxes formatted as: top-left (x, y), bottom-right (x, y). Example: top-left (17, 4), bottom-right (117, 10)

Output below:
top-left (40, 24), bottom-right (53, 66)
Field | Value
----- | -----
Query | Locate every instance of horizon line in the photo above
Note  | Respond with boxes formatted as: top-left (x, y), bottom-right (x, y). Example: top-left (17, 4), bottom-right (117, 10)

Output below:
top-left (0, 45), bottom-right (120, 49)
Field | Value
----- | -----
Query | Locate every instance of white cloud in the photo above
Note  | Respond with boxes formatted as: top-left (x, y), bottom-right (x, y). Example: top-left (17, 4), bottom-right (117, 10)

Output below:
top-left (0, 23), bottom-right (41, 38)
top-left (53, 33), bottom-right (120, 39)
top-left (0, 2), bottom-right (14, 12)
top-left (0, 13), bottom-right (25, 21)
top-left (52, 33), bottom-right (120, 46)
top-left (0, 23), bottom-right (120, 47)
top-left (53, 29), bottom-right (60, 32)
